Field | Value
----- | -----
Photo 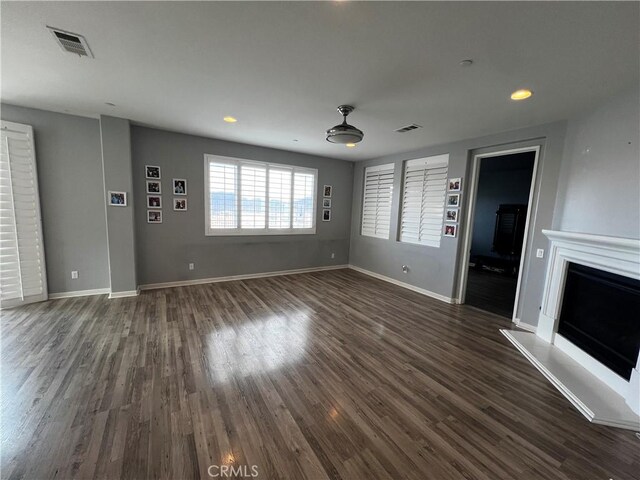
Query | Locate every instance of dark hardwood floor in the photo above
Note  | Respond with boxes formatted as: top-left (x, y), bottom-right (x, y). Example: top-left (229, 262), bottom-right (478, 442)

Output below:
top-left (465, 268), bottom-right (518, 318)
top-left (1, 269), bottom-right (638, 479)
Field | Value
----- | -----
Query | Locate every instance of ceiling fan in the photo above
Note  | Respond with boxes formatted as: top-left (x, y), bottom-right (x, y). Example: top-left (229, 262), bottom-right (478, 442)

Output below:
top-left (326, 105), bottom-right (364, 145)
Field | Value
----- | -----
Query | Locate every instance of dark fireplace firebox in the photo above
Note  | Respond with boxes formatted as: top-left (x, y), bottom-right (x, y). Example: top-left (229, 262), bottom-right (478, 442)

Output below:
top-left (558, 263), bottom-right (640, 381)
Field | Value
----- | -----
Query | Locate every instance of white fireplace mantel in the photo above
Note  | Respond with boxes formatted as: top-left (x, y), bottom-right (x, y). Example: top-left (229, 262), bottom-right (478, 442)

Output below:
top-left (538, 230), bottom-right (640, 342)
top-left (502, 229), bottom-right (640, 430)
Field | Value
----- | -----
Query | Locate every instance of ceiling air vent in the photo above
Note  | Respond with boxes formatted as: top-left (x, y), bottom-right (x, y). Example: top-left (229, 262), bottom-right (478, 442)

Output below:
top-left (47, 26), bottom-right (93, 58)
top-left (395, 124), bottom-right (422, 133)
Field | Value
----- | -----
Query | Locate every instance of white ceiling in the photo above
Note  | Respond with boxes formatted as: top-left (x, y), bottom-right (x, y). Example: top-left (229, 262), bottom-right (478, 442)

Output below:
top-left (2, 1), bottom-right (638, 161)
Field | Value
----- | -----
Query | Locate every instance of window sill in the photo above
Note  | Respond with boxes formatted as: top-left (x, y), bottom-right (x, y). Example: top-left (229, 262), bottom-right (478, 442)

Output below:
top-left (205, 228), bottom-right (317, 237)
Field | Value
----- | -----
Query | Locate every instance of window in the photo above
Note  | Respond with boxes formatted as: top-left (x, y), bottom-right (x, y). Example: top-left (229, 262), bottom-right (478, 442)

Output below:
top-left (0, 121), bottom-right (48, 308)
top-left (399, 154), bottom-right (449, 247)
top-left (205, 155), bottom-right (317, 235)
top-left (361, 163), bottom-right (394, 239)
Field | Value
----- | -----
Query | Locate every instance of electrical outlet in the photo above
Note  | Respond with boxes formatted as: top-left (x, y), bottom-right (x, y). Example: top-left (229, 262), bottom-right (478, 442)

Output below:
top-left (189, 263), bottom-right (195, 270)
top-left (402, 265), bottom-right (409, 273)
top-left (331, 252), bottom-right (335, 259)
top-left (536, 249), bottom-right (544, 258)
top-left (71, 270), bottom-right (78, 279)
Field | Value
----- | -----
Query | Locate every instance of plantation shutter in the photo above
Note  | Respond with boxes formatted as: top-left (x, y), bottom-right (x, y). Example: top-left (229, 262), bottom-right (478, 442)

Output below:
top-left (206, 155), bottom-right (317, 235)
top-left (292, 171), bottom-right (315, 229)
top-left (268, 168), bottom-right (292, 229)
top-left (361, 163), bottom-right (395, 239)
top-left (240, 164), bottom-right (266, 229)
top-left (400, 154), bottom-right (449, 247)
top-left (0, 121), bottom-right (47, 308)
top-left (209, 161), bottom-right (238, 229)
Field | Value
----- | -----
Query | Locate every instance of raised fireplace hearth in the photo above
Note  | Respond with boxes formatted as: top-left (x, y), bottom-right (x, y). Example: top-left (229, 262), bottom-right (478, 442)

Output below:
top-left (502, 230), bottom-right (640, 430)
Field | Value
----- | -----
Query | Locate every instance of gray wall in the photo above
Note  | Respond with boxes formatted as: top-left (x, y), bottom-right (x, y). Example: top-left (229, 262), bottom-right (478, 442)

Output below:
top-left (471, 153), bottom-right (535, 258)
top-left (100, 115), bottom-right (138, 293)
top-left (350, 122), bottom-right (568, 329)
top-left (0, 104), bottom-right (109, 294)
top-left (131, 126), bottom-right (353, 286)
top-left (554, 87), bottom-right (640, 239)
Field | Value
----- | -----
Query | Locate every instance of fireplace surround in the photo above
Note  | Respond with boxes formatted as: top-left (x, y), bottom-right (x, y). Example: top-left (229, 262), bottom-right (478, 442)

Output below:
top-left (502, 230), bottom-right (640, 430)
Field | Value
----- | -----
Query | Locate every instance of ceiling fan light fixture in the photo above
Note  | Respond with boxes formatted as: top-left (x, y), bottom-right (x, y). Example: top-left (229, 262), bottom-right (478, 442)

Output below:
top-left (326, 105), bottom-right (364, 144)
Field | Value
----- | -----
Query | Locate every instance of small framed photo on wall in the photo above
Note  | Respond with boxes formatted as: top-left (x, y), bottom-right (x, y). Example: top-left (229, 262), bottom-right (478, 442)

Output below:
top-left (173, 198), bottom-right (187, 211)
top-left (323, 185), bottom-right (332, 198)
top-left (446, 193), bottom-right (461, 207)
top-left (108, 191), bottom-right (127, 206)
top-left (448, 177), bottom-right (462, 192)
top-left (145, 165), bottom-right (161, 179)
top-left (444, 224), bottom-right (457, 237)
top-left (147, 210), bottom-right (162, 223)
top-left (146, 180), bottom-right (161, 194)
top-left (147, 195), bottom-right (162, 209)
top-left (445, 209), bottom-right (459, 223)
top-left (173, 178), bottom-right (187, 195)
top-left (322, 209), bottom-right (331, 222)
top-left (322, 198), bottom-right (331, 208)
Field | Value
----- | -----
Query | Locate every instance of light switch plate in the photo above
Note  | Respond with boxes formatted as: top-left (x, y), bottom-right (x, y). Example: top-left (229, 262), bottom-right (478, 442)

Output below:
top-left (536, 249), bottom-right (544, 258)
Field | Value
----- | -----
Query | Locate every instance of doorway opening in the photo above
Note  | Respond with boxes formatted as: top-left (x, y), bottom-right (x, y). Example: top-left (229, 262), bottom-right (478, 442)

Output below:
top-left (459, 148), bottom-right (537, 318)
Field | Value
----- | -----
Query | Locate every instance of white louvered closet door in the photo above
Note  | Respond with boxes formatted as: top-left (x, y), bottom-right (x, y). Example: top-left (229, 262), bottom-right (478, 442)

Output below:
top-left (0, 121), bottom-right (47, 308)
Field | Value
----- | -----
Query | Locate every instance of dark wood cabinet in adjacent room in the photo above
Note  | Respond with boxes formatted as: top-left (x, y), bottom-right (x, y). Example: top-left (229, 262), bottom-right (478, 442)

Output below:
top-left (493, 204), bottom-right (528, 256)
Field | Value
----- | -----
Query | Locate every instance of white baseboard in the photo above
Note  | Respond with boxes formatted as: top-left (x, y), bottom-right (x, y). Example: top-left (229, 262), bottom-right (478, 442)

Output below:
top-left (49, 288), bottom-right (111, 299)
top-left (348, 265), bottom-right (455, 304)
top-left (138, 264), bottom-right (349, 291)
top-left (512, 318), bottom-right (537, 333)
top-left (108, 289), bottom-right (140, 299)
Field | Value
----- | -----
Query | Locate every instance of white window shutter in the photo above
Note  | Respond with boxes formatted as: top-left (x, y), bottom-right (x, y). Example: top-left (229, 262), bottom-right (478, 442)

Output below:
top-left (400, 154), bottom-right (449, 247)
top-left (268, 168), bottom-right (292, 229)
top-left (293, 172), bottom-right (315, 229)
top-left (361, 163), bottom-right (395, 239)
top-left (208, 162), bottom-right (238, 229)
top-left (0, 121), bottom-right (48, 308)
top-left (205, 155), bottom-right (317, 236)
top-left (240, 164), bottom-right (266, 229)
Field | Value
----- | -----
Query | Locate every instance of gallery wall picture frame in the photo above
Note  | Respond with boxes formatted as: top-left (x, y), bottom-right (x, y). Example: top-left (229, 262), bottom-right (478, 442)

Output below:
top-left (448, 177), bottom-right (462, 192)
top-left (173, 178), bottom-right (187, 195)
top-left (108, 191), bottom-right (127, 207)
top-left (444, 224), bottom-right (457, 237)
top-left (322, 198), bottom-right (331, 208)
top-left (146, 180), bottom-right (161, 194)
top-left (147, 210), bottom-right (162, 223)
top-left (147, 195), bottom-right (162, 209)
top-left (173, 198), bottom-right (187, 211)
top-left (445, 208), bottom-right (459, 223)
top-left (322, 209), bottom-right (331, 222)
top-left (446, 193), bottom-right (461, 207)
top-left (323, 185), bottom-right (332, 198)
top-left (145, 165), bottom-right (161, 179)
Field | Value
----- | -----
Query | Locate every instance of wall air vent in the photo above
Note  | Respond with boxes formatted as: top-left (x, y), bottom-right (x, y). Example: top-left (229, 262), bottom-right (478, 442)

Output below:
top-left (395, 124), bottom-right (422, 133)
top-left (47, 26), bottom-right (94, 58)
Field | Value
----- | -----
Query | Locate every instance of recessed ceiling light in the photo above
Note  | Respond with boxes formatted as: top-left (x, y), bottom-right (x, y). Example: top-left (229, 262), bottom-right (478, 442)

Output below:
top-left (105, 102), bottom-right (116, 106)
top-left (223, 116), bottom-right (237, 123)
top-left (346, 143), bottom-right (356, 148)
top-left (459, 59), bottom-right (473, 66)
top-left (511, 89), bottom-right (533, 100)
